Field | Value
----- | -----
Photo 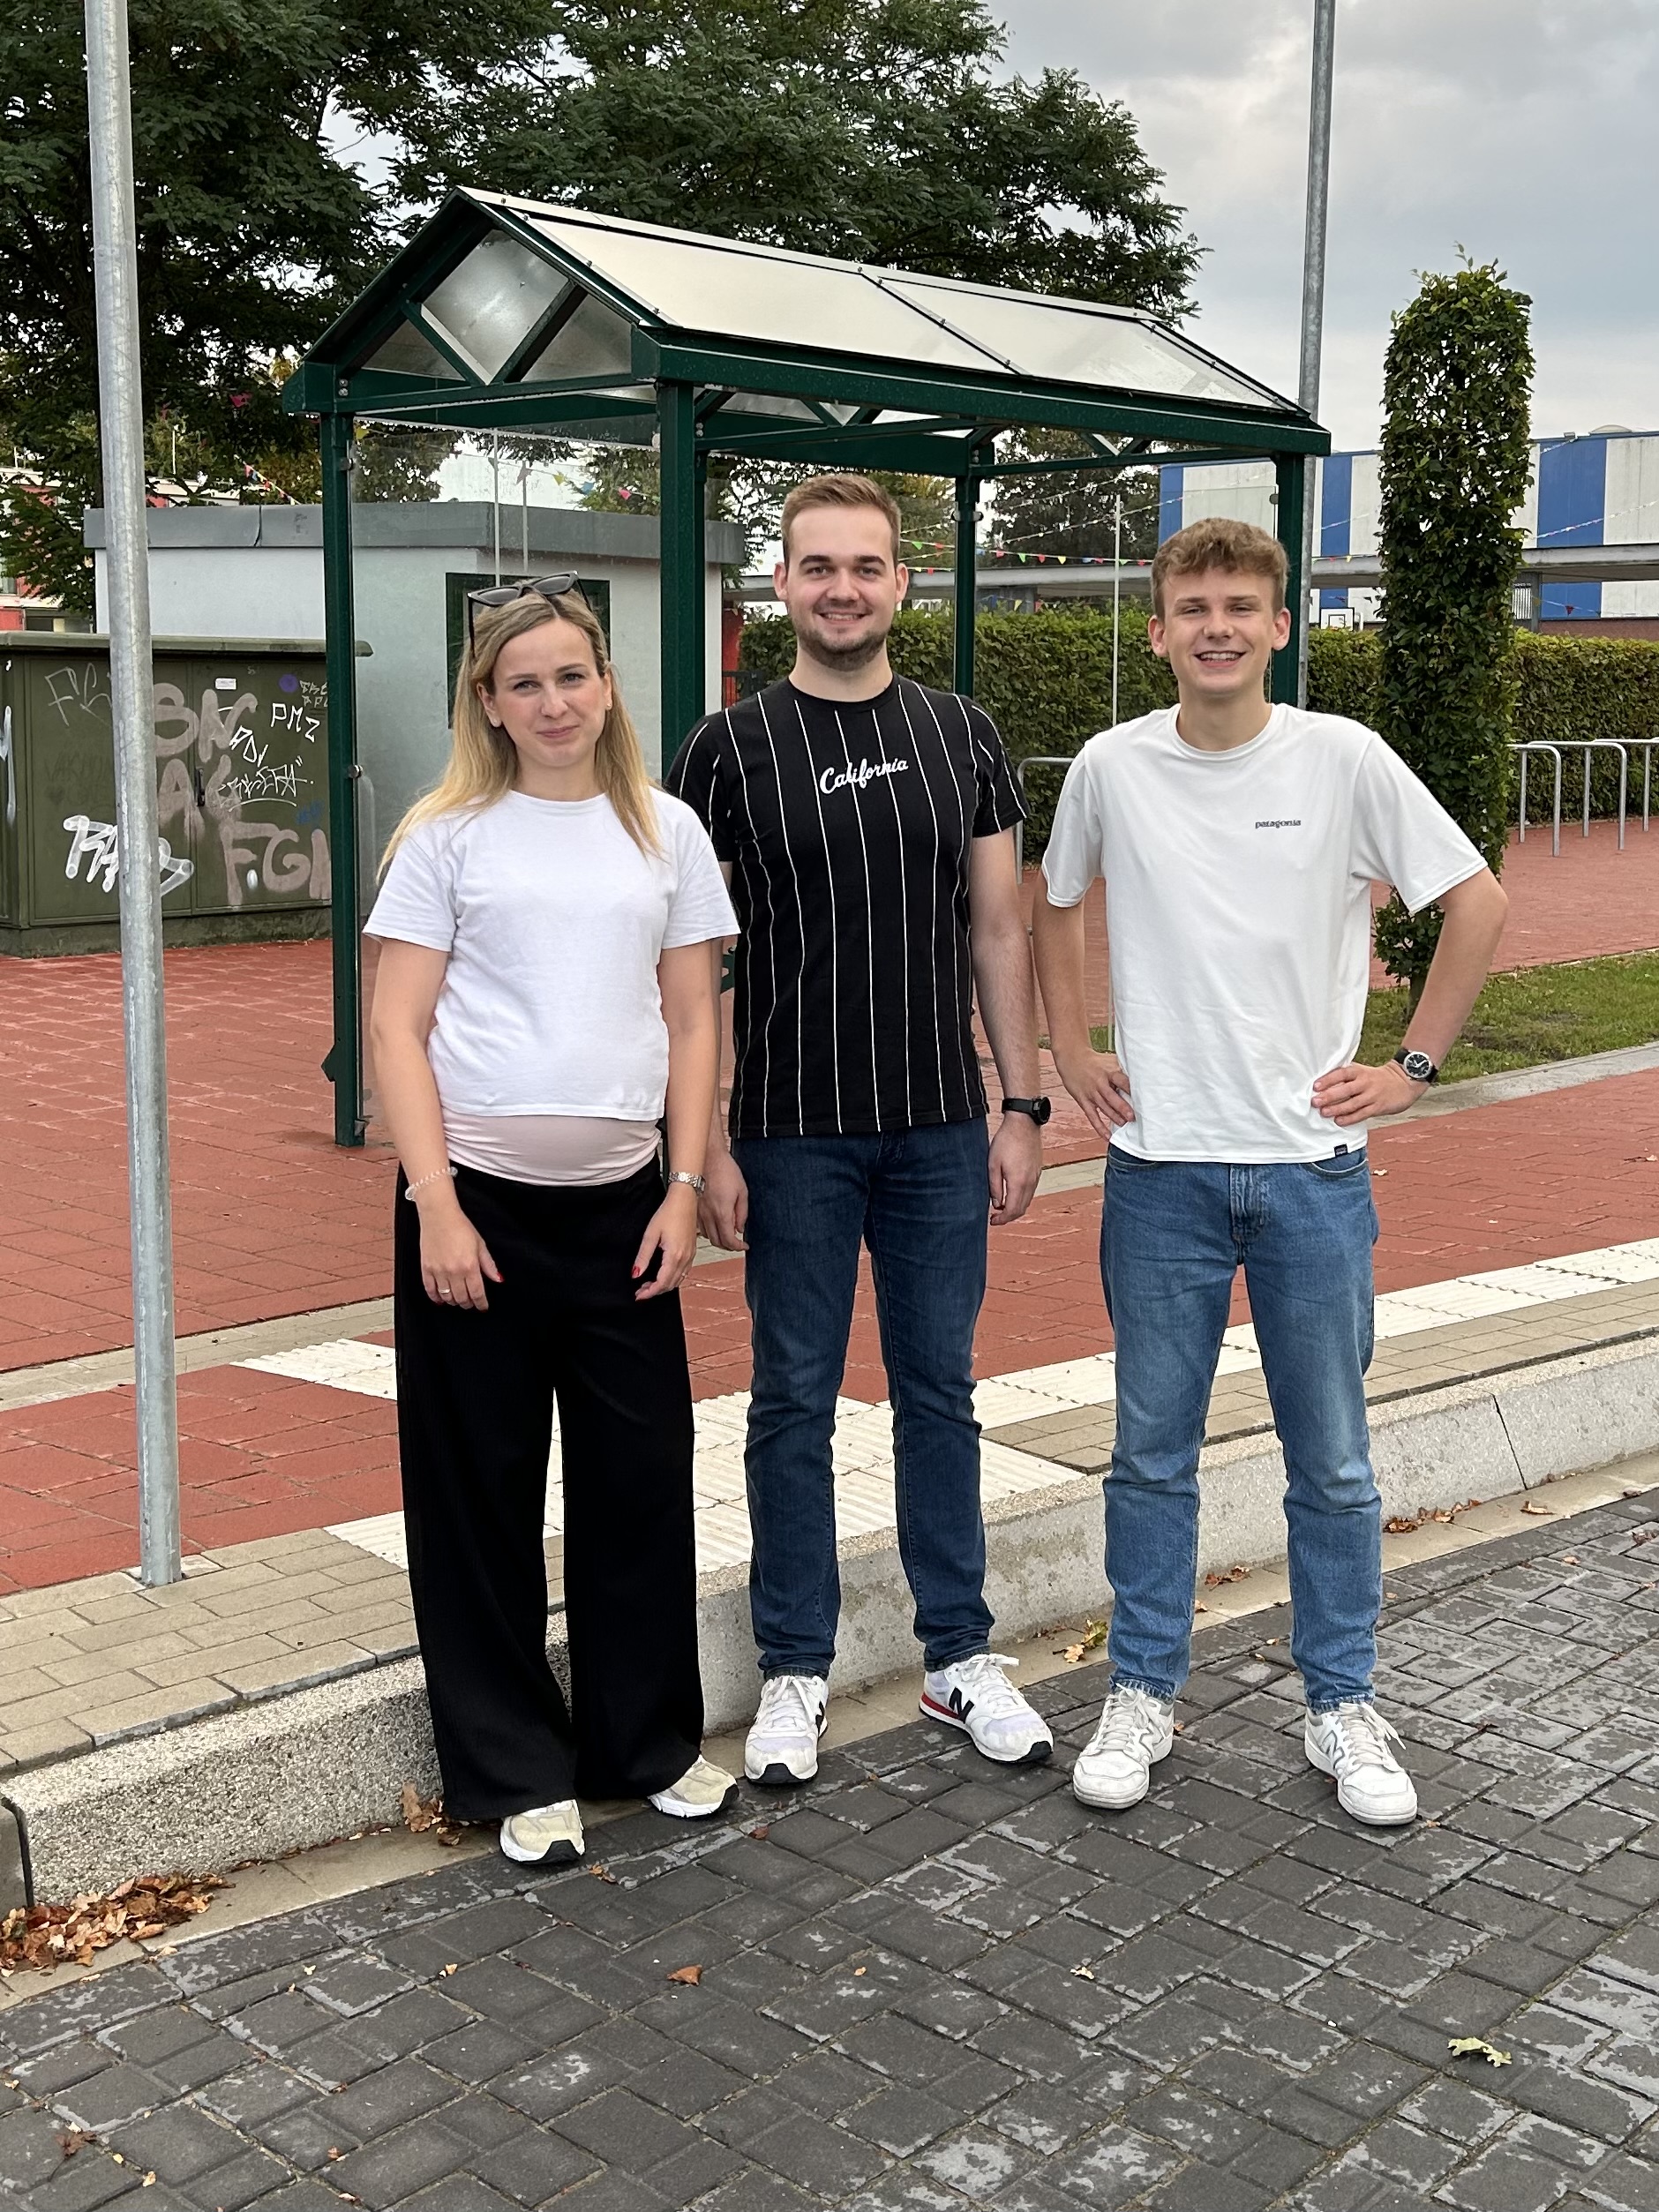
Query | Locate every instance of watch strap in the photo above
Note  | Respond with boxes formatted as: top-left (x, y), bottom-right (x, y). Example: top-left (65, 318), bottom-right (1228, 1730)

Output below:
top-left (1001, 1096), bottom-right (1052, 1125)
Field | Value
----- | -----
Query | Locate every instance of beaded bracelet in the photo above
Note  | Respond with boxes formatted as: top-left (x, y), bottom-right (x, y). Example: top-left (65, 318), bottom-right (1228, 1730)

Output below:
top-left (404, 1166), bottom-right (458, 1201)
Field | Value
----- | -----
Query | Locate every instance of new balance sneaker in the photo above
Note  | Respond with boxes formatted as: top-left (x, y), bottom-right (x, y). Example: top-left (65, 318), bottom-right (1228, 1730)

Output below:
top-left (649, 1756), bottom-right (739, 1820)
top-left (745, 1674), bottom-right (829, 1785)
top-left (1305, 1701), bottom-right (1418, 1826)
top-left (921, 1653), bottom-right (1054, 1765)
top-left (499, 1799), bottom-right (583, 1865)
top-left (1071, 1683), bottom-right (1175, 1811)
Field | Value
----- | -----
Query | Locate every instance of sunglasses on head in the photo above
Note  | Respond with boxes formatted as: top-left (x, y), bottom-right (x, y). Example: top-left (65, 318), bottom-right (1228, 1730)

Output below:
top-left (465, 573), bottom-right (587, 648)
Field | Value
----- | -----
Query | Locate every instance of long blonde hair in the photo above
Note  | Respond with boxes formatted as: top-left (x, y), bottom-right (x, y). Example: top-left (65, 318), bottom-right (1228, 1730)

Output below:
top-left (381, 589), bottom-right (661, 868)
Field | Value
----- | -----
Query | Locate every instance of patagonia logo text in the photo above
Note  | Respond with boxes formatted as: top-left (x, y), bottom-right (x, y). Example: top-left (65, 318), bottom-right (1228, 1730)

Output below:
top-left (1254, 817), bottom-right (1302, 829)
top-left (819, 756), bottom-right (909, 796)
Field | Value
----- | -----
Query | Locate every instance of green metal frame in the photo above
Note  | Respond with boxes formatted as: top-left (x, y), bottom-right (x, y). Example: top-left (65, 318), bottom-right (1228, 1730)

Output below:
top-left (284, 190), bottom-right (1327, 1143)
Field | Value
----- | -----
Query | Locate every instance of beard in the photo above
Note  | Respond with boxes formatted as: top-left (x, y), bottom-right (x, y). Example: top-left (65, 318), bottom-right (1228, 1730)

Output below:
top-left (796, 610), bottom-right (891, 670)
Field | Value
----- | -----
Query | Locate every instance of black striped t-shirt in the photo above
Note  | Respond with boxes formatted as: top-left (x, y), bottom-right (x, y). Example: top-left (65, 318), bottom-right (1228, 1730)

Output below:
top-left (665, 675), bottom-right (1025, 1139)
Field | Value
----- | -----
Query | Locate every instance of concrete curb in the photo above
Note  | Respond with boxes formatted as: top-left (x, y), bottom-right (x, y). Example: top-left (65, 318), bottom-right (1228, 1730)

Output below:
top-left (4, 1335), bottom-right (1658, 1901)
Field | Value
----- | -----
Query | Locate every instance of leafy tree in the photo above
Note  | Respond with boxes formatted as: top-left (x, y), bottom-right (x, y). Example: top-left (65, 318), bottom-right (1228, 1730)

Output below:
top-left (4, 0), bottom-right (1197, 613)
top-left (1370, 263), bottom-right (1533, 1003)
top-left (392, 1), bottom-right (1199, 316)
top-left (0, 0), bottom-right (546, 611)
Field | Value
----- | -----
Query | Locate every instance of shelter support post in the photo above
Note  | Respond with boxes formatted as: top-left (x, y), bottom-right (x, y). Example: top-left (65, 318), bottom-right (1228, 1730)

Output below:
top-left (86, 0), bottom-right (182, 1584)
top-left (1273, 453), bottom-right (1310, 709)
top-left (658, 380), bottom-right (704, 768)
top-left (321, 410), bottom-right (365, 1147)
top-left (953, 473), bottom-right (980, 695)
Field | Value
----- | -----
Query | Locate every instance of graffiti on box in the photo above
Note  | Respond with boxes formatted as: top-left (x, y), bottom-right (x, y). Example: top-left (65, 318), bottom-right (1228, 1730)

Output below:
top-left (45, 663), bottom-right (329, 907)
top-left (63, 814), bottom-right (195, 896)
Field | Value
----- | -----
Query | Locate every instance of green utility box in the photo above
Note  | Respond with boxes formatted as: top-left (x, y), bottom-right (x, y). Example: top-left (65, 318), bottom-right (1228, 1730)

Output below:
top-left (0, 634), bottom-right (332, 956)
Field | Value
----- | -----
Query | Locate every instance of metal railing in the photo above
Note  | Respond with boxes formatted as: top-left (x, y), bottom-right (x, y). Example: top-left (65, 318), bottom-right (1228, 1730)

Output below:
top-left (1513, 742), bottom-right (1563, 855)
top-left (1513, 737), bottom-right (1649, 854)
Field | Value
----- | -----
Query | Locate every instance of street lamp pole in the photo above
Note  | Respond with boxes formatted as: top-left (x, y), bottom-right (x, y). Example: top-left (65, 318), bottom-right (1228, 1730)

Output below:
top-left (85, 0), bottom-right (183, 1585)
top-left (1297, 0), bottom-right (1338, 707)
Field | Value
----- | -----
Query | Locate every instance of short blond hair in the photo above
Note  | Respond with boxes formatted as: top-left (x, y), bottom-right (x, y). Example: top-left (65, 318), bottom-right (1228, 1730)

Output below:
top-left (1152, 515), bottom-right (1287, 618)
top-left (780, 473), bottom-right (903, 566)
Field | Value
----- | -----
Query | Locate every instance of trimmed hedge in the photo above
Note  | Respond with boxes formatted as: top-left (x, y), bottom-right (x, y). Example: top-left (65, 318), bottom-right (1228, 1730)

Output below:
top-left (739, 612), bottom-right (1659, 845)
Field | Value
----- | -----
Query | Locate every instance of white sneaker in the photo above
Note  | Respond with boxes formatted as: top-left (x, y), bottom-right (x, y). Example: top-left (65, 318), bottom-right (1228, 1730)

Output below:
top-left (500, 1799), bottom-right (583, 1865)
top-left (1305, 1702), bottom-right (1418, 1826)
top-left (745, 1675), bottom-right (829, 1785)
top-left (1072, 1684), bottom-right (1175, 1811)
top-left (921, 1653), bottom-right (1054, 1766)
top-left (649, 1756), bottom-right (738, 1820)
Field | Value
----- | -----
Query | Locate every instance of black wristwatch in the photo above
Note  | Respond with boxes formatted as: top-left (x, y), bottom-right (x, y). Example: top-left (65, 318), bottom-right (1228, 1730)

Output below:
top-left (1001, 1096), bottom-right (1053, 1125)
top-left (1392, 1047), bottom-right (1438, 1086)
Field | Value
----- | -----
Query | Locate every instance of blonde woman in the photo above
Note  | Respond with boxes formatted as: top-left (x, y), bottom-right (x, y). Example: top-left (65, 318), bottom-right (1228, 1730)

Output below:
top-left (366, 577), bottom-right (739, 1867)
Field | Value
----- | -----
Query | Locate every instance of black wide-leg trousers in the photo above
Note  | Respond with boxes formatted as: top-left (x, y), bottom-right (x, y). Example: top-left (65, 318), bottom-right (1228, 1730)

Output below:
top-left (394, 1160), bottom-right (703, 1818)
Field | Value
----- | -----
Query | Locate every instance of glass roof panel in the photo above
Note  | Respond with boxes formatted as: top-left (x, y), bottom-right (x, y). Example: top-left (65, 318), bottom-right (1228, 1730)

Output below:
top-left (882, 279), bottom-right (1282, 408)
top-left (520, 293), bottom-right (634, 383)
top-left (526, 216), bottom-right (1000, 373)
top-left (362, 316), bottom-right (463, 381)
top-left (424, 233), bottom-right (570, 379)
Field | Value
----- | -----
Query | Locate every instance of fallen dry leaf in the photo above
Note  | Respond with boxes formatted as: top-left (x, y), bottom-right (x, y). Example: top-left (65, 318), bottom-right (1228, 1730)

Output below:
top-left (1, 1874), bottom-right (227, 1979)
top-left (1070, 1964), bottom-right (1096, 1981)
top-left (666, 1964), bottom-right (703, 1985)
top-left (1384, 1518), bottom-right (1417, 1535)
top-left (1520, 1502), bottom-right (1553, 1518)
top-left (57, 2133), bottom-right (96, 2159)
top-left (401, 1786), bottom-right (463, 1847)
top-left (748, 1824), bottom-right (770, 1841)
top-left (853, 1966), bottom-right (867, 1977)
top-left (1060, 1619), bottom-right (1109, 1664)
top-left (589, 1864), bottom-right (619, 1885)
top-left (438, 1963), bottom-right (458, 1978)
top-left (1203, 1565), bottom-right (1250, 1588)
top-left (1448, 2036), bottom-right (1511, 2067)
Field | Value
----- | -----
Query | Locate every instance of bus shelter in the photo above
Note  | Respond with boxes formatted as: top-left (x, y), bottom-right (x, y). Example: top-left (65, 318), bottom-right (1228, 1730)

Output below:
top-left (283, 191), bottom-right (1328, 1145)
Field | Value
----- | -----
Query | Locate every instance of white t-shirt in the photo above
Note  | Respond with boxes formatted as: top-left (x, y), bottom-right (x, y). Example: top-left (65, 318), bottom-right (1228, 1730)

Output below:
top-left (1041, 705), bottom-right (1485, 1163)
top-left (364, 789), bottom-right (738, 1121)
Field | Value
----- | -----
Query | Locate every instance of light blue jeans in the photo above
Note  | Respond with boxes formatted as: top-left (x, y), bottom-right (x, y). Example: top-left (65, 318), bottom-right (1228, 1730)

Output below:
top-left (1100, 1144), bottom-right (1381, 1712)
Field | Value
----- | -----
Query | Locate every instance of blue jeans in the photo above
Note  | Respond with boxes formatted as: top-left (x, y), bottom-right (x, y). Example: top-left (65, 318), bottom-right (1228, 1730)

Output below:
top-left (1100, 1145), bottom-right (1381, 1712)
top-left (732, 1121), bottom-right (995, 1678)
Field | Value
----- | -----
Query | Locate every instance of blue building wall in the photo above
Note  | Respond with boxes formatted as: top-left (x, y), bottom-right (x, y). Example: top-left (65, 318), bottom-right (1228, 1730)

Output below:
top-left (1535, 439), bottom-right (1605, 620)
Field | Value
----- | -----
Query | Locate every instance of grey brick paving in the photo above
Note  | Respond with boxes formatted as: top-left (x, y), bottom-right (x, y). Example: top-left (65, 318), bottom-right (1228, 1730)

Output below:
top-left (4, 1498), bottom-right (1659, 2209)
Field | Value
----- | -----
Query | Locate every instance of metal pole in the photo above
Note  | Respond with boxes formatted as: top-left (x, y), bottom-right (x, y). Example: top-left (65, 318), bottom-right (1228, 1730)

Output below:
top-left (319, 410), bottom-right (364, 1146)
top-left (85, 0), bottom-right (182, 1585)
top-left (1296, 0), bottom-right (1337, 708)
top-left (953, 473), bottom-right (979, 696)
top-left (657, 382), bottom-right (704, 769)
top-left (1110, 490), bottom-right (1123, 726)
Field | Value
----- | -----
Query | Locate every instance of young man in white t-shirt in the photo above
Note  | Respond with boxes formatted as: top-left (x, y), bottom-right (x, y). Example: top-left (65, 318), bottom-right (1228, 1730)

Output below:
top-left (1032, 516), bottom-right (1509, 1826)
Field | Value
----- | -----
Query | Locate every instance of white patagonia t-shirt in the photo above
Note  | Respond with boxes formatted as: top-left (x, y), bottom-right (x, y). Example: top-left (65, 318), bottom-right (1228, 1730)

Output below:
top-left (1042, 704), bottom-right (1485, 1163)
top-left (364, 788), bottom-right (738, 1120)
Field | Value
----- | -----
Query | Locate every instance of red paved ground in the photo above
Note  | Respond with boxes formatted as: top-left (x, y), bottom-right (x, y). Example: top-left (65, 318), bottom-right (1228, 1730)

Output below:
top-left (2, 824), bottom-right (1655, 1590)
top-left (0, 942), bottom-right (396, 1373)
top-left (5, 1069), bottom-right (1655, 1594)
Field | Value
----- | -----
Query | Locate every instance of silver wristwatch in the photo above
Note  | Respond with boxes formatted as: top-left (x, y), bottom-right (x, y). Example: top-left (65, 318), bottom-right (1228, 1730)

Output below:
top-left (1393, 1047), bottom-right (1438, 1086)
top-left (667, 1169), bottom-right (707, 1193)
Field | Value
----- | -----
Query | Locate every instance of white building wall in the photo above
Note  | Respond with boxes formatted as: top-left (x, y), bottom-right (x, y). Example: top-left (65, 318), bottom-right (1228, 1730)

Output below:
top-left (94, 537), bottom-right (724, 844)
top-left (1180, 461), bottom-right (1276, 532)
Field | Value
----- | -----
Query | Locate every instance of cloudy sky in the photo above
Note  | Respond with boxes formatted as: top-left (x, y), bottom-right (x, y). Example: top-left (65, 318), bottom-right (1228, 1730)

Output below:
top-left (998, 0), bottom-right (1657, 451)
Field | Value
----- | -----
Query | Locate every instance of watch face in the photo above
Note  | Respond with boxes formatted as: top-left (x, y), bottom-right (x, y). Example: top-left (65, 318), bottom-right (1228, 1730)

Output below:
top-left (1401, 1051), bottom-right (1433, 1083)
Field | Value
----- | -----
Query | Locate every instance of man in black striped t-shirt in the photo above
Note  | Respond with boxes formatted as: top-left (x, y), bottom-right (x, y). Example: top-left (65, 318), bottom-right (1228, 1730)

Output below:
top-left (667, 473), bottom-right (1054, 1786)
